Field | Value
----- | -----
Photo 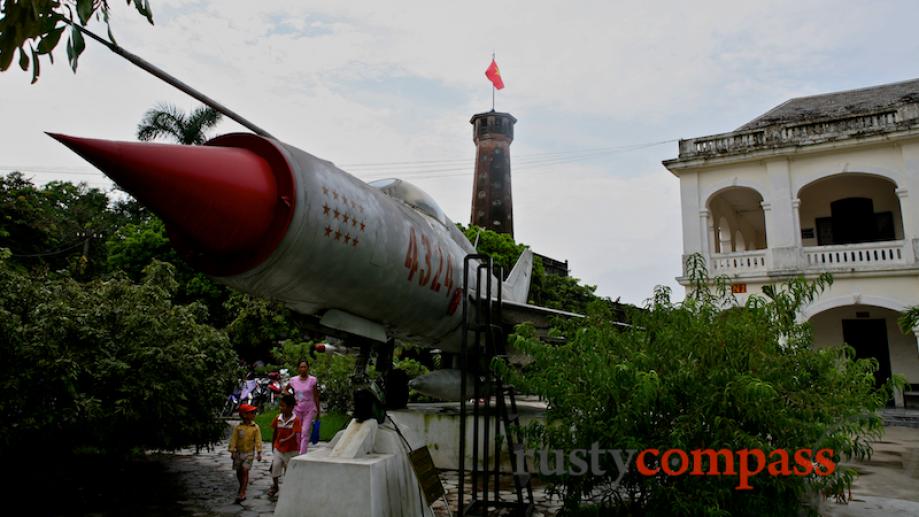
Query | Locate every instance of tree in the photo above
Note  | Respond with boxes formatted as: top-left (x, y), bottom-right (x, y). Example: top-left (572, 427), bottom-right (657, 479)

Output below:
top-left (224, 293), bottom-right (311, 361)
top-left (0, 254), bottom-right (237, 458)
top-left (0, 0), bottom-right (153, 83)
top-left (499, 256), bottom-right (898, 515)
top-left (899, 306), bottom-right (919, 336)
top-left (137, 103), bottom-right (222, 145)
top-left (0, 172), bottom-right (130, 277)
top-left (461, 224), bottom-right (601, 313)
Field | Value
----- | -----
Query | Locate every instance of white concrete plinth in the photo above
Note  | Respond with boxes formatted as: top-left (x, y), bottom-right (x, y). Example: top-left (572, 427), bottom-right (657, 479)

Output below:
top-left (274, 419), bottom-right (434, 517)
top-left (389, 402), bottom-right (546, 470)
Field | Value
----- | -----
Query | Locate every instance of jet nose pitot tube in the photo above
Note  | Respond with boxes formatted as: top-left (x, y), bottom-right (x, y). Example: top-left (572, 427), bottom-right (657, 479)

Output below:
top-left (48, 132), bottom-right (296, 276)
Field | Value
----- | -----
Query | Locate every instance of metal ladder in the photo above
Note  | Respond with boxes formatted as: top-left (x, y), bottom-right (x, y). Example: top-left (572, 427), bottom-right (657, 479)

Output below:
top-left (458, 254), bottom-right (535, 517)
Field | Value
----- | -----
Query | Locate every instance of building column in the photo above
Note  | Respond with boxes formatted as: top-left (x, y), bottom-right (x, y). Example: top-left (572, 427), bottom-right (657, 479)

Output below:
top-left (765, 159), bottom-right (800, 271)
top-left (761, 201), bottom-right (773, 269)
top-left (699, 209), bottom-right (712, 271)
top-left (791, 198), bottom-right (803, 248)
top-left (899, 142), bottom-right (919, 265)
top-left (896, 188), bottom-right (917, 264)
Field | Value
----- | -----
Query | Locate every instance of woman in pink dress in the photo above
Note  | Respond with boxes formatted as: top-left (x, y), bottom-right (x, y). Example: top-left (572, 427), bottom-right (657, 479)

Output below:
top-left (285, 359), bottom-right (320, 454)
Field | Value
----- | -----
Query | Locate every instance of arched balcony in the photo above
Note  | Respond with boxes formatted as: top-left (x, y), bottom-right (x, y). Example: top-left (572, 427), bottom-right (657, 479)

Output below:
top-left (707, 187), bottom-right (768, 275)
top-left (809, 304), bottom-right (919, 407)
top-left (798, 174), bottom-right (907, 269)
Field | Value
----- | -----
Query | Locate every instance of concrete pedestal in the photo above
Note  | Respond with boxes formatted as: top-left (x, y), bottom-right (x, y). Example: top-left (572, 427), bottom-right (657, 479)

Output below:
top-left (389, 401), bottom-right (546, 470)
top-left (274, 419), bottom-right (435, 517)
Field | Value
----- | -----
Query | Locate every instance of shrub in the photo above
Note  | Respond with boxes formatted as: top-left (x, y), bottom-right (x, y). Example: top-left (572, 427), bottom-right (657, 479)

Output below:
top-left (271, 340), bottom-right (361, 414)
top-left (500, 255), bottom-right (898, 516)
top-left (0, 254), bottom-right (238, 458)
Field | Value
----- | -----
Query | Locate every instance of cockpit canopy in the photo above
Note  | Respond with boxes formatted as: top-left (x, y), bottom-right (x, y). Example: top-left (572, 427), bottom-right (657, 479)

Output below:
top-left (369, 178), bottom-right (449, 226)
top-left (370, 178), bottom-right (475, 253)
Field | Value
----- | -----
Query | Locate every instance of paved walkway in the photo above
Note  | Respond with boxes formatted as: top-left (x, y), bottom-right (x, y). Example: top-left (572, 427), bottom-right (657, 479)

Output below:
top-left (163, 442), bottom-right (281, 516)
top-left (162, 440), bottom-right (564, 516)
top-left (159, 425), bottom-right (919, 516)
top-left (822, 426), bottom-right (919, 516)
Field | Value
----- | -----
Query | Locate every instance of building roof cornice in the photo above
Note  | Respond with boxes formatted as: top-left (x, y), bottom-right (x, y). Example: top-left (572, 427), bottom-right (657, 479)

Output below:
top-left (664, 79), bottom-right (919, 174)
top-left (664, 125), bottom-right (919, 173)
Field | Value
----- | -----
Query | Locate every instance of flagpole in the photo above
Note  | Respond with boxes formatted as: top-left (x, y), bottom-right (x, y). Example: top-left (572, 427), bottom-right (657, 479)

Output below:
top-left (491, 51), bottom-right (496, 111)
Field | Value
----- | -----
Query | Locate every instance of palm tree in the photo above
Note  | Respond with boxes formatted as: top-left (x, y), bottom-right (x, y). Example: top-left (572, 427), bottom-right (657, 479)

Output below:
top-left (136, 103), bottom-right (222, 145)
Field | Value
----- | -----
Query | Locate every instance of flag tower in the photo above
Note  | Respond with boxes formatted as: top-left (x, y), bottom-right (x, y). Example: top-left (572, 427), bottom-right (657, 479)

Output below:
top-left (469, 110), bottom-right (516, 237)
top-left (471, 55), bottom-right (515, 237)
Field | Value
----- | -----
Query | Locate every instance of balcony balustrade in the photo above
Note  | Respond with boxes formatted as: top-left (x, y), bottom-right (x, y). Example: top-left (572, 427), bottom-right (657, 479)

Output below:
top-left (702, 240), bottom-right (912, 277)
top-left (802, 240), bottom-right (907, 269)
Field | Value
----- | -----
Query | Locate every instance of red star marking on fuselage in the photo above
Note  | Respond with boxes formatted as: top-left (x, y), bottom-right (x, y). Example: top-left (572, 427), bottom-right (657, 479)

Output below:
top-left (360, 222), bottom-right (366, 232)
top-left (322, 186), bottom-right (329, 195)
top-left (342, 213), bottom-right (350, 224)
top-left (351, 218), bottom-right (357, 228)
top-left (324, 226), bottom-right (333, 236)
top-left (352, 237), bottom-right (359, 247)
top-left (333, 209), bottom-right (340, 219)
top-left (332, 191), bottom-right (339, 200)
top-left (322, 204), bottom-right (330, 215)
top-left (334, 229), bottom-right (342, 240)
top-left (344, 234), bottom-right (351, 244)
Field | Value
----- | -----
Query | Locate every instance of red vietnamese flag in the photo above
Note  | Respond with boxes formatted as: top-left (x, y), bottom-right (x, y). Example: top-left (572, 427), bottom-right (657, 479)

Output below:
top-left (485, 59), bottom-right (504, 90)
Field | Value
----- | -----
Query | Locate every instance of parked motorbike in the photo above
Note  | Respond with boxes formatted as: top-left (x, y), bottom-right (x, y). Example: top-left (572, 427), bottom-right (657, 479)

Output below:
top-left (221, 376), bottom-right (259, 417)
top-left (266, 370), bottom-right (283, 406)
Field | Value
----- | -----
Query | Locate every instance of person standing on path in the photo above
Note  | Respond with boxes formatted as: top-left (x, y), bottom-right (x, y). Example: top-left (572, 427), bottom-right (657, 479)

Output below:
top-left (268, 394), bottom-right (302, 497)
top-left (228, 403), bottom-right (262, 503)
top-left (285, 358), bottom-right (320, 455)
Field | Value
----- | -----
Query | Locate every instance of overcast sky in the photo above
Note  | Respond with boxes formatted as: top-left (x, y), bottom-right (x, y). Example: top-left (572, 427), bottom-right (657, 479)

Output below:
top-left (3, 1), bottom-right (918, 305)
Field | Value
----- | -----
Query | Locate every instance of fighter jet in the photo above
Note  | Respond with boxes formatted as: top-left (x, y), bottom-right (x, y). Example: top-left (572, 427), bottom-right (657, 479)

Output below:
top-left (47, 26), bottom-right (579, 418)
top-left (50, 131), bottom-right (578, 413)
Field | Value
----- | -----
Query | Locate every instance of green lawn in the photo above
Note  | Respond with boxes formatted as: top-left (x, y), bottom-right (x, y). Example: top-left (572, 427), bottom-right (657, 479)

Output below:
top-left (255, 410), bottom-right (350, 443)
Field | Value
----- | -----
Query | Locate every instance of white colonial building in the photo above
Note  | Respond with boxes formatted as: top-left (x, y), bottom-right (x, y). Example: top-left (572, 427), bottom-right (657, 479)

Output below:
top-left (664, 79), bottom-right (919, 408)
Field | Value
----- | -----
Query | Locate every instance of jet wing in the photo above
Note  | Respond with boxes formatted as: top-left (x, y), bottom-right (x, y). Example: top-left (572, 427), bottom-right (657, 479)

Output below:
top-left (499, 299), bottom-right (583, 333)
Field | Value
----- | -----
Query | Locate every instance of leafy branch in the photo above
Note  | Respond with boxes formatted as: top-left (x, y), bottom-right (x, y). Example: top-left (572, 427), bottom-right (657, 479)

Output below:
top-left (0, 0), bottom-right (154, 83)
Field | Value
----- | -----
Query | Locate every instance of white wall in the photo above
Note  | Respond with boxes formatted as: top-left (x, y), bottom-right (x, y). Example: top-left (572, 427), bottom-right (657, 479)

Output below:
top-left (676, 136), bottom-right (919, 260)
top-left (809, 305), bottom-right (919, 384)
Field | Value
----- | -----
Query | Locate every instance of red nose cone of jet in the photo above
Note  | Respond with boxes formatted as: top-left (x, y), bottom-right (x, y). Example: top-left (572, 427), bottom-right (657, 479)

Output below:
top-left (48, 132), bottom-right (295, 276)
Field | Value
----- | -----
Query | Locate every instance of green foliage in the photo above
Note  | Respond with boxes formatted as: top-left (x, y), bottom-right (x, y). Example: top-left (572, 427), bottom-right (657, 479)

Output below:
top-left (106, 217), bottom-right (172, 277)
top-left (462, 224), bottom-right (526, 273)
top-left (500, 254), bottom-right (894, 515)
top-left (0, 255), bottom-right (238, 458)
top-left (0, 173), bottom-right (127, 277)
top-left (394, 356), bottom-right (429, 379)
top-left (105, 213), bottom-right (231, 325)
top-left (255, 409), bottom-right (278, 442)
top-left (225, 294), bottom-right (307, 361)
top-left (137, 103), bottom-right (223, 145)
top-left (270, 340), bottom-right (362, 415)
top-left (0, 0), bottom-right (154, 83)
top-left (255, 408), bottom-right (350, 443)
top-left (899, 306), bottom-right (919, 335)
top-left (460, 224), bottom-right (600, 313)
top-left (530, 266), bottom-right (599, 314)
top-left (395, 355), bottom-right (433, 402)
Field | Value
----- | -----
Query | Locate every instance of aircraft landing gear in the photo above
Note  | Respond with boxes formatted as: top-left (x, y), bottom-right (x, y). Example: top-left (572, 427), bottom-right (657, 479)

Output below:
top-left (349, 338), bottom-right (409, 423)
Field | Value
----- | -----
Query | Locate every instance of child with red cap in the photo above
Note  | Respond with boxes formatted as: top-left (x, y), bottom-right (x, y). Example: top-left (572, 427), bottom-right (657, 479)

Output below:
top-left (229, 403), bottom-right (262, 503)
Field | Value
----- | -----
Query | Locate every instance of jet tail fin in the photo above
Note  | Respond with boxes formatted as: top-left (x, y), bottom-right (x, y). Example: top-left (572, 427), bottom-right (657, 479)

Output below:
top-left (502, 248), bottom-right (533, 303)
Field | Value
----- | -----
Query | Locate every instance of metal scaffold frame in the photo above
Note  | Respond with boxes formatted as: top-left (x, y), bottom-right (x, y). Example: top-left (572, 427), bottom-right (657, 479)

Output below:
top-left (458, 254), bottom-right (534, 517)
